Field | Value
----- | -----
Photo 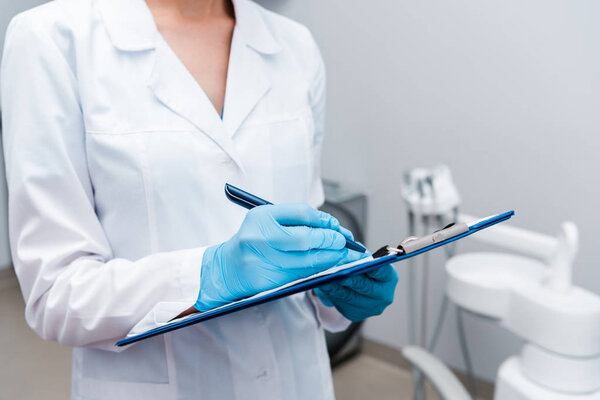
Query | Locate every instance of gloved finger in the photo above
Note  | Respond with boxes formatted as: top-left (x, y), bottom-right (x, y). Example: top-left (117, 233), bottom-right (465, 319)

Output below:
top-left (270, 225), bottom-right (346, 251)
top-left (319, 279), bottom-right (386, 308)
top-left (339, 225), bottom-right (354, 241)
top-left (336, 247), bottom-right (369, 265)
top-left (332, 265), bottom-right (397, 294)
top-left (358, 267), bottom-right (398, 303)
top-left (314, 251), bottom-right (372, 290)
top-left (340, 297), bottom-right (390, 319)
top-left (267, 203), bottom-right (342, 231)
top-left (313, 288), bottom-right (334, 307)
top-left (279, 248), bottom-right (349, 271)
top-left (318, 284), bottom-right (387, 314)
top-left (316, 282), bottom-right (355, 303)
top-left (321, 281), bottom-right (394, 317)
top-left (338, 274), bottom-right (375, 295)
top-left (366, 264), bottom-right (398, 282)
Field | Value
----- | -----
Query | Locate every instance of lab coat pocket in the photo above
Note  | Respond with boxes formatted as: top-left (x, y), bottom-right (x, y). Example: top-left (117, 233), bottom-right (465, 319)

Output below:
top-left (74, 338), bottom-right (173, 398)
top-left (78, 338), bottom-right (169, 383)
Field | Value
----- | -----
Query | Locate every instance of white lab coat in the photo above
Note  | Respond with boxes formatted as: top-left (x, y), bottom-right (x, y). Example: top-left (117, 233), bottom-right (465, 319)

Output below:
top-left (0, 0), bottom-right (350, 398)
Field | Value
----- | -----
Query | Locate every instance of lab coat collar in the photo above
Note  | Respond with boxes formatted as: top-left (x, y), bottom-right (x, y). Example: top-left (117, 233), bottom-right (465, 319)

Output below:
top-left (95, 0), bottom-right (158, 51)
top-left (96, 0), bottom-right (281, 54)
top-left (232, 0), bottom-right (281, 55)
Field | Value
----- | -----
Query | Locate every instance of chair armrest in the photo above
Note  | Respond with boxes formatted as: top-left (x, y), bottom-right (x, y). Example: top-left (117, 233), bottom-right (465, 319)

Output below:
top-left (402, 346), bottom-right (471, 400)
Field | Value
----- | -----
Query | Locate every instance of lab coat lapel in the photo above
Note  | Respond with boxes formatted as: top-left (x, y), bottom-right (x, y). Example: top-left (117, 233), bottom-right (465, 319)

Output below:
top-left (148, 42), bottom-right (246, 170)
top-left (223, 0), bottom-right (281, 137)
top-left (222, 35), bottom-right (270, 137)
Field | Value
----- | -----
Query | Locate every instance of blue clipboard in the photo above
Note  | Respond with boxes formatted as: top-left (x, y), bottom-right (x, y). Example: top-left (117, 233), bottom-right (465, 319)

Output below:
top-left (116, 210), bottom-right (514, 347)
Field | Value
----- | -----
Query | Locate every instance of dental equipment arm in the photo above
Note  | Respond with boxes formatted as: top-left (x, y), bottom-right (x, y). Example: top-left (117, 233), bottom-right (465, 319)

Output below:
top-left (458, 214), bottom-right (578, 291)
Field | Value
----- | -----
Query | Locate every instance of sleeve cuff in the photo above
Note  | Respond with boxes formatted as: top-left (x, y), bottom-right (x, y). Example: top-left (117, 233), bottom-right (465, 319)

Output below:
top-left (176, 246), bottom-right (206, 303)
top-left (126, 247), bottom-right (206, 337)
top-left (308, 290), bottom-right (351, 333)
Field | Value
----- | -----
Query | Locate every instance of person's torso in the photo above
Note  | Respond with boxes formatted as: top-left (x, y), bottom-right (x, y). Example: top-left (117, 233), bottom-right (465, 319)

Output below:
top-left (30, 0), bottom-right (334, 398)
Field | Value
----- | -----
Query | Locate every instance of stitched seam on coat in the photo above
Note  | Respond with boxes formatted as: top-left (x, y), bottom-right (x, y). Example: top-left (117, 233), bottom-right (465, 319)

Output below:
top-left (85, 111), bottom-right (311, 135)
top-left (241, 110), bottom-right (312, 128)
top-left (85, 129), bottom-right (197, 135)
top-left (137, 135), bottom-right (159, 253)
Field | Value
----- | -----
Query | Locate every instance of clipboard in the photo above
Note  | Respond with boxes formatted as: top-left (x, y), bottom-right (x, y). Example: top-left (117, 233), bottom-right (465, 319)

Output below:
top-left (116, 210), bottom-right (514, 347)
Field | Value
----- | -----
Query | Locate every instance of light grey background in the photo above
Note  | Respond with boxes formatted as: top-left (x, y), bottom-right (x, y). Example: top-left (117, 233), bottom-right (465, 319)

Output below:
top-left (2, 0), bottom-right (599, 384)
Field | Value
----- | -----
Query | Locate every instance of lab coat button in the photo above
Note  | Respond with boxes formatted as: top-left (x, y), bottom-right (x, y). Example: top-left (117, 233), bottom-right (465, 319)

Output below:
top-left (256, 368), bottom-right (270, 381)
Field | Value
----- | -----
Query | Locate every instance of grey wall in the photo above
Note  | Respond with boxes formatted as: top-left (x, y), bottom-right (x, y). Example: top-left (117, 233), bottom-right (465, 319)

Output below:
top-left (261, 0), bottom-right (600, 383)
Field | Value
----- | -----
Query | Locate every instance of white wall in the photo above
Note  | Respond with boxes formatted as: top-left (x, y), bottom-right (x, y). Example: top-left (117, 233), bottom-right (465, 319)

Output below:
top-left (0, 0), bottom-right (49, 268)
top-left (261, 0), bottom-right (600, 383)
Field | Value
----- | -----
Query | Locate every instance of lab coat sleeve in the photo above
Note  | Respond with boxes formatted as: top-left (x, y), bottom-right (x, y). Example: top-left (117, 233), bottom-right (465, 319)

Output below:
top-left (0, 14), bottom-right (203, 352)
top-left (305, 35), bottom-right (352, 333)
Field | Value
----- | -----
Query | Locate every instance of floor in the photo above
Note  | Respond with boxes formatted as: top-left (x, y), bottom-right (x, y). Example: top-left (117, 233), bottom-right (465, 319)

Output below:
top-left (0, 284), bottom-right (72, 400)
top-left (333, 354), bottom-right (440, 400)
top-left (0, 275), bottom-right (440, 400)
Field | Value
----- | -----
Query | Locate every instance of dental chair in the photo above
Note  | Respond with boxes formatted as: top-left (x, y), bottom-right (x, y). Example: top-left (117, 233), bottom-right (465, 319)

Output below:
top-left (403, 217), bottom-right (600, 400)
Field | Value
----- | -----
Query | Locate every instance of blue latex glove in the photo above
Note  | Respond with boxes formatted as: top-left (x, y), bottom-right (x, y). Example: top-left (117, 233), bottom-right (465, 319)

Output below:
top-left (315, 251), bottom-right (398, 322)
top-left (194, 203), bottom-right (355, 312)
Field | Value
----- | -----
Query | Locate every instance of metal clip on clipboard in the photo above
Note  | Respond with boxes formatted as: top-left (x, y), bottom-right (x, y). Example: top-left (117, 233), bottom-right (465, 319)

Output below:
top-left (373, 222), bottom-right (471, 258)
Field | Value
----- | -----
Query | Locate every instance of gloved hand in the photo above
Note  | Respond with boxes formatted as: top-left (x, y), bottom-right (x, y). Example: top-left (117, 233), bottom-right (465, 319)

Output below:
top-left (194, 203), bottom-right (355, 312)
top-left (315, 251), bottom-right (398, 322)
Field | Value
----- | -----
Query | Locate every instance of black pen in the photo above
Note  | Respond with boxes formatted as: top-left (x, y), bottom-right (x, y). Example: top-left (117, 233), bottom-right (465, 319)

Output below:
top-left (224, 183), bottom-right (367, 253)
